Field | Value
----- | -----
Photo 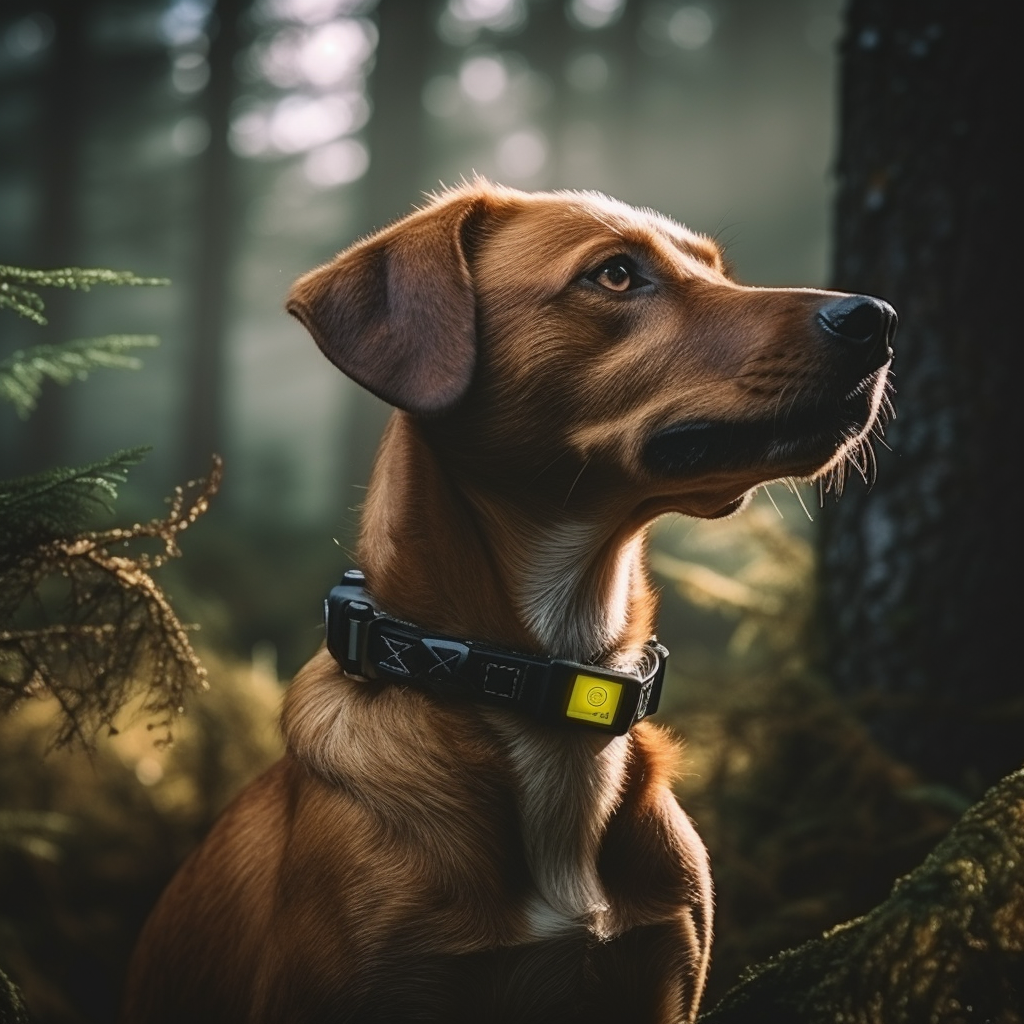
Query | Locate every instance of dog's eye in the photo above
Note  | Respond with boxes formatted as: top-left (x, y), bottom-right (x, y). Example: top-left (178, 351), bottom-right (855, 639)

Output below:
top-left (588, 258), bottom-right (648, 293)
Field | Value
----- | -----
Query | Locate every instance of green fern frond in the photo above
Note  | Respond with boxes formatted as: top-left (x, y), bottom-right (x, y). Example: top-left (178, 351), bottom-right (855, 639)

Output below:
top-left (0, 265), bottom-right (169, 326)
top-left (0, 335), bottom-right (160, 418)
top-left (0, 447), bottom-right (150, 552)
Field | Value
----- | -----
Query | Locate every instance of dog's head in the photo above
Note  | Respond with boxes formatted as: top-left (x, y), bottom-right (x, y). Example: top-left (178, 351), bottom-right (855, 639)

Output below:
top-left (288, 180), bottom-right (895, 523)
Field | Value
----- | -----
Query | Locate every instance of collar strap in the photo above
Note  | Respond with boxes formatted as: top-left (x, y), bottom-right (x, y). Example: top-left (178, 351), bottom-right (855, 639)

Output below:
top-left (324, 570), bottom-right (667, 736)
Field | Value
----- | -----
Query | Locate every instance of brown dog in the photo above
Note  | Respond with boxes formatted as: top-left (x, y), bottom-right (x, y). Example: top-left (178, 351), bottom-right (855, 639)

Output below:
top-left (119, 180), bottom-right (895, 1023)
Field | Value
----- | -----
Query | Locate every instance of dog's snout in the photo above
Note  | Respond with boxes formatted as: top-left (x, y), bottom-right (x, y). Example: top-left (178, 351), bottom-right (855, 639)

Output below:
top-left (816, 295), bottom-right (897, 366)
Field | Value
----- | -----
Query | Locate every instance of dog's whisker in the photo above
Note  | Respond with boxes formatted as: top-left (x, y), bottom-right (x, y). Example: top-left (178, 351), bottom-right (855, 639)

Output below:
top-left (762, 485), bottom-right (784, 519)
top-left (562, 458), bottom-right (593, 509)
top-left (789, 481), bottom-right (815, 522)
top-left (524, 449), bottom-right (574, 488)
top-left (772, 382), bottom-right (793, 426)
top-left (865, 440), bottom-right (879, 486)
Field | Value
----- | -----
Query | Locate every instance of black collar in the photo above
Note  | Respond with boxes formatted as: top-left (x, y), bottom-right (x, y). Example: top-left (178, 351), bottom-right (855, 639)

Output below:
top-left (325, 570), bottom-right (667, 736)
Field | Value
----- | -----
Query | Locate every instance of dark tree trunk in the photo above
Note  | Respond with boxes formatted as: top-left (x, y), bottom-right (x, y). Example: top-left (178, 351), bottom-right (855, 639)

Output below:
top-left (517, 0), bottom-right (572, 180)
top-left (20, 0), bottom-right (89, 475)
top-left (179, 0), bottom-right (247, 481)
top-left (818, 0), bottom-right (1019, 794)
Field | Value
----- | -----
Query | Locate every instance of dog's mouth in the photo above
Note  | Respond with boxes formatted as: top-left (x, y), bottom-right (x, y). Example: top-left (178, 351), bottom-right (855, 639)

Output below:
top-left (643, 366), bottom-right (890, 481)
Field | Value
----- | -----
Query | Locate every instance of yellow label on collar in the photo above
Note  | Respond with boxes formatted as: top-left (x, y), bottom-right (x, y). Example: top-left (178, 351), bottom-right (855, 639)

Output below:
top-left (565, 673), bottom-right (623, 725)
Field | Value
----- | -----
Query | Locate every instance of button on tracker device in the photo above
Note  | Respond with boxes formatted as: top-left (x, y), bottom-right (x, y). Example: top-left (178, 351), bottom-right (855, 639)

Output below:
top-left (566, 674), bottom-right (624, 725)
top-left (325, 570), bottom-right (667, 736)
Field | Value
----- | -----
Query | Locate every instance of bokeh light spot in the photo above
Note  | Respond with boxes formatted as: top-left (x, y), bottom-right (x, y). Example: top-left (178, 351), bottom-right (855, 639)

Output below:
top-left (4, 14), bottom-right (54, 58)
top-left (135, 756), bottom-right (165, 787)
top-left (668, 6), bottom-right (714, 50)
top-left (171, 115), bottom-right (211, 156)
top-left (304, 138), bottom-right (370, 187)
top-left (439, 0), bottom-right (526, 43)
top-left (255, 18), bottom-right (376, 90)
top-left (459, 55), bottom-right (509, 104)
top-left (160, 0), bottom-right (212, 46)
top-left (172, 52), bottom-right (210, 94)
top-left (267, 93), bottom-right (369, 154)
top-left (496, 129), bottom-right (548, 179)
top-left (567, 0), bottom-right (625, 31)
top-left (258, 0), bottom-right (376, 24)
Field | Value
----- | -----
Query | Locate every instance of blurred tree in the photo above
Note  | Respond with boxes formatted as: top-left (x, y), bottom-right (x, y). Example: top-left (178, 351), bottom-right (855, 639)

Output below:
top-left (339, 0), bottom-right (441, 509)
top-left (818, 0), bottom-right (1018, 794)
top-left (0, 264), bottom-right (221, 1022)
top-left (180, 0), bottom-right (250, 482)
top-left (18, 0), bottom-right (89, 475)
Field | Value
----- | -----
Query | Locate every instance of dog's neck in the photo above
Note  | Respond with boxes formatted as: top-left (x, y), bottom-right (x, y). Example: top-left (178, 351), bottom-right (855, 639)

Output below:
top-left (353, 413), bottom-right (660, 937)
top-left (357, 414), bottom-right (657, 668)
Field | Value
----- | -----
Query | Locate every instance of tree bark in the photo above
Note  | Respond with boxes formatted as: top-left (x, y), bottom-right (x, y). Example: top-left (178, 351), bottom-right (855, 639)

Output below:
top-left (817, 0), bottom-right (1019, 793)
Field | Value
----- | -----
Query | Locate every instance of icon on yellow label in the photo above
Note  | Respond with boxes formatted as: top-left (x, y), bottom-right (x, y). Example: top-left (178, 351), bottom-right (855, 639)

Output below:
top-left (565, 673), bottom-right (623, 725)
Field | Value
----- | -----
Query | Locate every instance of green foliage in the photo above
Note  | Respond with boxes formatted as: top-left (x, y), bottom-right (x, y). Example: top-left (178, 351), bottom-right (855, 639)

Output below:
top-left (653, 499), bottom-right (816, 664)
top-left (0, 461), bottom-right (221, 748)
top-left (0, 447), bottom-right (150, 553)
top-left (0, 335), bottom-right (158, 419)
top-left (0, 263), bottom-right (216, 750)
top-left (0, 265), bottom-right (168, 325)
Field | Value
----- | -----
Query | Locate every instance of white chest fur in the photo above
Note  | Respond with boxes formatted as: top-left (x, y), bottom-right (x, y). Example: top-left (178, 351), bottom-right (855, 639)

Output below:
top-left (518, 520), bottom-right (642, 665)
top-left (486, 715), bottom-right (630, 941)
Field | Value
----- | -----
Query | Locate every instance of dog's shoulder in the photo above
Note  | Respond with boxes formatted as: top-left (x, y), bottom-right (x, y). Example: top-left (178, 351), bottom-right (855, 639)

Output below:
top-left (283, 647), bottom-right (523, 848)
top-left (282, 646), bottom-right (509, 792)
top-left (600, 721), bottom-right (713, 937)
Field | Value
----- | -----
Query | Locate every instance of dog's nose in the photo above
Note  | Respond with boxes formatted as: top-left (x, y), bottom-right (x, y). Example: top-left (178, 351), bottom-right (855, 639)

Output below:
top-left (816, 295), bottom-right (897, 368)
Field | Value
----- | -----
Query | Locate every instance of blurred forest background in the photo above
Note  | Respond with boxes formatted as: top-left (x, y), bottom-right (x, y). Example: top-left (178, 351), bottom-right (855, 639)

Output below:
top-left (0, 0), bottom-right (1017, 1021)
top-left (1, 0), bottom-right (844, 678)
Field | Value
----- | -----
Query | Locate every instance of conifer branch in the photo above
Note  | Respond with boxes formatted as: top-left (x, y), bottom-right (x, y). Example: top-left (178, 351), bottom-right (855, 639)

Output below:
top-left (0, 335), bottom-right (159, 418)
top-left (0, 456), bottom-right (223, 749)
top-left (0, 447), bottom-right (151, 553)
top-left (0, 265), bottom-right (169, 325)
top-left (0, 263), bottom-right (217, 749)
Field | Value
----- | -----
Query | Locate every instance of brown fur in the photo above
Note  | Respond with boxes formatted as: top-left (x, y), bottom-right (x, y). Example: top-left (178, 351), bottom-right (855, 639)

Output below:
top-left (119, 181), bottom-right (894, 1023)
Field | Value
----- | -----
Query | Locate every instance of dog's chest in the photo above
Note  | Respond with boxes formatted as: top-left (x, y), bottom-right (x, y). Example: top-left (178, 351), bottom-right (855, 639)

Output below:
top-left (487, 716), bottom-right (630, 941)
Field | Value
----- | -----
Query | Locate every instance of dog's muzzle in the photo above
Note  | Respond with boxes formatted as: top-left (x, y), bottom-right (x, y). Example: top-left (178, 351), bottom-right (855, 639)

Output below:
top-left (643, 292), bottom-right (896, 478)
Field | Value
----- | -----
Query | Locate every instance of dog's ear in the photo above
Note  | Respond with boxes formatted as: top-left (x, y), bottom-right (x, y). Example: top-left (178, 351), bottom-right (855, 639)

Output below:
top-left (286, 194), bottom-right (487, 416)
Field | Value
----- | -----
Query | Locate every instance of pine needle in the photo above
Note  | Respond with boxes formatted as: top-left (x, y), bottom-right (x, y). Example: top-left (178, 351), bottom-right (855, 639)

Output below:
top-left (0, 335), bottom-right (160, 418)
top-left (0, 447), bottom-right (151, 553)
top-left (0, 456), bottom-right (223, 749)
top-left (0, 266), bottom-right (169, 325)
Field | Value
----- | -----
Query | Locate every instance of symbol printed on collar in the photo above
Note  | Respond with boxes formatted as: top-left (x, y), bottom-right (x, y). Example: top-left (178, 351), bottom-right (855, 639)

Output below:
top-left (483, 662), bottom-right (521, 699)
top-left (381, 635), bottom-right (414, 674)
top-left (423, 639), bottom-right (469, 676)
